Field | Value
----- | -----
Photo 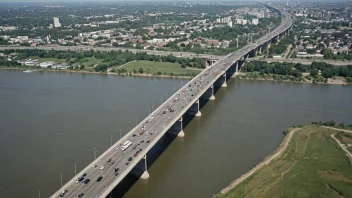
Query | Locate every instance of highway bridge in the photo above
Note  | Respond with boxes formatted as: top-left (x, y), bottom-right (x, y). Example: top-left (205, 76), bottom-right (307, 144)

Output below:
top-left (51, 6), bottom-right (293, 198)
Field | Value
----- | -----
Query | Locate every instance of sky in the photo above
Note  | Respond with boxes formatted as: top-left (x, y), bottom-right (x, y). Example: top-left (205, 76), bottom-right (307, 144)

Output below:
top-left (0, 0), bottom-right (347, 3)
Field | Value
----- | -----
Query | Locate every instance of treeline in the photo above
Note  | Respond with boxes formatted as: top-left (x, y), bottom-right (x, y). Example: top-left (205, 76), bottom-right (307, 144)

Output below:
top-left (0, 49), bottom-right (205, 72)
top-left (242, 61), bottom-right (352, 80)
top-left (311, 120), bottom-right (352, 129)
top-left (241, 61), bottom-right (303, 78)
top-left (269, 34), bottom-right (295, 55)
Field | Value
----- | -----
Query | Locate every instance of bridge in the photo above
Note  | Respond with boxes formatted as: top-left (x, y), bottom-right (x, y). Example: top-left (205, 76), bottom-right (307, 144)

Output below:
top-left (51, 6), bottom-right (293, 198)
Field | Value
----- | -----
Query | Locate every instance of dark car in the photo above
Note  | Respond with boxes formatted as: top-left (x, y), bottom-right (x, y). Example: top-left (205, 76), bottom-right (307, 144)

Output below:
top-left (97, 176), bottom-right (103, 182)
top-left (59, 190), bottom-right (68, 197)
top-left (146, 140), bottom-right (150, 143)
top-left (83, 179), bottom-right (90, 184)
top-left (78, 193), bottom-right (84, 198)
top-left (139, 148), bottom-right (143, 151)
top-left (126, 162), bottom-right (129, 165)
top-left (76, 177), bottom-right (84, 182)
top-left (132, 134), bottom-right (136, 137)
top-left (82, 173), bottom-right (87, 177)
top-left (108, 159), bottom-right (111, 163)
top-left (141, 140), bottom-right (144, 143)
top-left (114, 168), bottom-right (119, 172)
top-left (115, 172), bottom-right (119, 176)
top-left (128, 157), bottom-right (133, 161)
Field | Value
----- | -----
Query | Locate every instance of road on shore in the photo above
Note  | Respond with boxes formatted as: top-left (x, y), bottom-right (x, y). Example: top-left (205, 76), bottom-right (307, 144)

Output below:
top-left (324, 126), bottom-right (352, 157)
top-left (0, 45), bottom-right (223, 59)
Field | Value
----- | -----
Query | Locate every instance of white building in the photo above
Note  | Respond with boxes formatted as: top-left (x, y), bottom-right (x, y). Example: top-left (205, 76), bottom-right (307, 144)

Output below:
top-left (53, 17), bottom-right (61, 28)
top-left (40, 61), bottom-right (55, 68)
top-left (252, 18), bottom-right (259, 25)
top-left (235, 18), bottom-right (243, 24)
top-left (227, 21), bottom-right (233, 28)
top-left (242, 20), bottom-right (248, 25)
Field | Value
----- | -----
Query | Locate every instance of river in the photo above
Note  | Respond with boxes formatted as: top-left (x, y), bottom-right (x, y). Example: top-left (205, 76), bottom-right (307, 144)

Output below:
top-left (0, 70), bottom-right (351, 198)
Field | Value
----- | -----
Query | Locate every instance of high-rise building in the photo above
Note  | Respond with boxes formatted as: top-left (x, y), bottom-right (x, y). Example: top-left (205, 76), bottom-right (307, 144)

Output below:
top-left (264, 9), bottom-right (270, 18)
top-left (53, 17), bottom-right (61, 28)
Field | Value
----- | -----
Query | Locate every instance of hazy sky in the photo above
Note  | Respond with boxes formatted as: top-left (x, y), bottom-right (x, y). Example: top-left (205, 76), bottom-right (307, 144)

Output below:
top-left (0, 0), bottom-right (346, 3)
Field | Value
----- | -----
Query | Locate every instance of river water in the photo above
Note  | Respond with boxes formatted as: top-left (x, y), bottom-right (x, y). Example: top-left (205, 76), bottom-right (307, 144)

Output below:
top-left (0, 70), bottom-right (351, 198)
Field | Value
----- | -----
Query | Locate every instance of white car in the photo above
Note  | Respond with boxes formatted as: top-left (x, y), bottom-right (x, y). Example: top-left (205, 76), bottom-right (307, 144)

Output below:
top-left (115, 147), bottom-right (119, 151)
top-left (100, 166), bottom-right (104, 170)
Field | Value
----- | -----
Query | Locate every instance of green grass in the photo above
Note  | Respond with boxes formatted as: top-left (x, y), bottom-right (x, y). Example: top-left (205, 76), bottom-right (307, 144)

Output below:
top-left (217, 126), bottom-right (352, 198)
top-left (120, 60), bottom-right (201, 76)
top-left (29, 57), bottom-right (67, 63)
top-left (72, 57), bottom-right (103, 67)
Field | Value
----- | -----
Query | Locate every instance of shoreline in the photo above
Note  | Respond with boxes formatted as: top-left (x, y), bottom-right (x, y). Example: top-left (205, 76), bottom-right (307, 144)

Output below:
top-left (1, 67), bottom-right (350, 85)
top-left (218, 127), bottom-right (300, 195)
top-left (217, 126), bottom-right (352, 196)
top-left (234, 75), bottom-right (350, 86)
top-left (0, 67), bottom-right (194, 79)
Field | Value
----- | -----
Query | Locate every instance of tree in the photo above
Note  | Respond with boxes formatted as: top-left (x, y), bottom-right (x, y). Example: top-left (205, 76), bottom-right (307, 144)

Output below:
top-left (321, 68), bottom-right (333, 78)
top-left (139, 68), bottom-right (144, 74)
top-left (310, 68), bottom-right (319, 77)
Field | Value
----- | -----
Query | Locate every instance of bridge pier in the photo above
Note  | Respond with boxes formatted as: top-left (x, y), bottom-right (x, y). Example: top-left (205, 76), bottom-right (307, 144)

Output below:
top-left (209, 85), bottom-right (215, 100)
top-left (221, 73), bottom-right (227, 87)
top-left (177, 117), bottom-right (185, 137)
top-left (140, 155), bottom-right (149, 179)
top-left (267, 41), bottom-right (271, 49)
top-left (235, 61), bottom-right (239, 73)
top-left (195, 100), bottom-right (202, 117)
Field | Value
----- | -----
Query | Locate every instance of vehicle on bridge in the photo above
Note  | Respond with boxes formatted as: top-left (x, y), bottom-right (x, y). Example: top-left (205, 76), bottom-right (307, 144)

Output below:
top-left (122, 141), bottom-right (132, 151)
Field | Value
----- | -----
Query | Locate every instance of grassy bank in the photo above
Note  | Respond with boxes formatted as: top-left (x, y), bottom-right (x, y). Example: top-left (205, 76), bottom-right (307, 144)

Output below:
top-left (112, 60), bottom-right (200, 77)
top-left (217, 126), bottom-right (352, 198)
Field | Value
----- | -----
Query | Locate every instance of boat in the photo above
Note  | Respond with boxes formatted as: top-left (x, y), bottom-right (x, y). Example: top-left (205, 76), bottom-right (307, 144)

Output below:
top-left (23, 69), bottom-right (37, 73)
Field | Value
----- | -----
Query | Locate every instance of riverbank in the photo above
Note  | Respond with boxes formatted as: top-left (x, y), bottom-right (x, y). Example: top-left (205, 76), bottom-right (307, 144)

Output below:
top-left (216, 125), bottom-right (352, 198)
top-left (2, 67), bottom-right (351, 84)
top-left (234, 72), bottom-right (350, 85)
top-left (0, 67), bottom-right (194, 79)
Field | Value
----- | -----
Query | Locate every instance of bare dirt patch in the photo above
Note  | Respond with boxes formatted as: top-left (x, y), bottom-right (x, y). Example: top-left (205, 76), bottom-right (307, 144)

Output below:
top-left (341, 136), bottom-right (352, 144)
top-left (318, 171), bottom-right (352, 183)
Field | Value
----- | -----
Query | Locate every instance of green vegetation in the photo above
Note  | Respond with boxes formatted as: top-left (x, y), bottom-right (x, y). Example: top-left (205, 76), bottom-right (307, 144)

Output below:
top-left (240, 61), bottom-right (352, 83)
top-left (217, 126), bottom-right (352, 198)
top-left (268, 34), bottom-right (295, 55)
top-left (0, 49), bottom-right (205, 73)
top-left (113, 60), bottom-right (200, 77)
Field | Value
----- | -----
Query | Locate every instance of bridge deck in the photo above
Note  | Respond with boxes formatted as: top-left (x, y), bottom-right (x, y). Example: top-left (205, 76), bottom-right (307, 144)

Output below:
top-left (51, 8), bottom-right (293, 198)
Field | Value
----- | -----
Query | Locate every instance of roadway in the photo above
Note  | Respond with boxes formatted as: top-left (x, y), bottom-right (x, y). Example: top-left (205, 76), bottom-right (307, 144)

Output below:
top-left (51, 7), bottom-right (293, 198)
top-left (0, 45), bottom-right (223, 59)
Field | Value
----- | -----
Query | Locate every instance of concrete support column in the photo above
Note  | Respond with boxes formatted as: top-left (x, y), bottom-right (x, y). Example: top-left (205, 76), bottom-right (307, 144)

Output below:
top-left (222, 73), bottom-right (227, 87)
top-left (195, 100), bottom-right (201, 117)
top-left (209, 85), bottom-right (215, 100)
top-left (267, 41), bottom-right (271, 49)
top-left (140, 155), bottom-right (149, 179)
top-left (259, 46), bottom-right (262, 54)
top-left (205, 60), bottom-right (210, 68)
top-left (177, 117), bottom-right (185, 137)
top-left (235, 62), bottom-right (239, 73)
